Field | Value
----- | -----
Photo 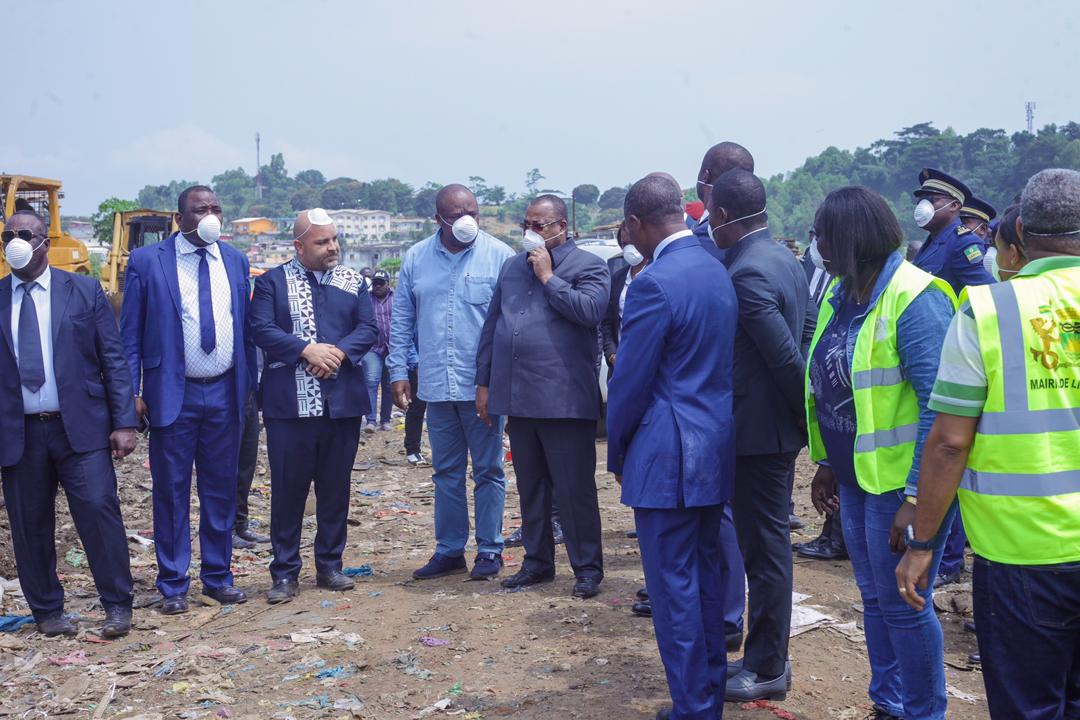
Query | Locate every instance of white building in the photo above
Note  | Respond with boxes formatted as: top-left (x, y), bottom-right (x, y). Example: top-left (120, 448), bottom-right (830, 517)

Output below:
top-left (328, 209), bottom-right (392, 242)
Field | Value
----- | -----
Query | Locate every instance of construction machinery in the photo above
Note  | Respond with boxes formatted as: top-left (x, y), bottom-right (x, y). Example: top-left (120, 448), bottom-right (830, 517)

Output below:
top-left (0, 175), bottom-right (91, 277)
top-left (100, 209), bottom-right (178, 311)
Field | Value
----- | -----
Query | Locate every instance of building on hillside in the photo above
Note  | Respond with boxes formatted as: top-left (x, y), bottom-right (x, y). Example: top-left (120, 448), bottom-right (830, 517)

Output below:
top-left (231, 217), bottom-right (278, 236)
top-left (391, 217), bottom-right (429, 236)
top-left (328, 209), bottom-right (392, 242)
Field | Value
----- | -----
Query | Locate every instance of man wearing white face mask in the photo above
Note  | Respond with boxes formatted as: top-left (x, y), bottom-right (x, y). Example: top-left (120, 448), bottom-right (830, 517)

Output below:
top-left (121, 186), bottom-right (257, 616)
top-left (601, 222), bottom-right (647, 373)
top-left (708, 169), bottom-right (813, 702)
top-left (476, 195), bottom-right (610, 598)
top-left (910, 168), bottom-right (994, 295)
top-left (388, 184), bottom-right (514, 581)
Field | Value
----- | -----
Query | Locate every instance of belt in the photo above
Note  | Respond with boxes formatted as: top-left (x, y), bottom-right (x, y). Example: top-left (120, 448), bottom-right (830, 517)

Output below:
top-left (185, 368), bottom-right (234, 385)
top-left (26, 412), bottom-right (61, 422)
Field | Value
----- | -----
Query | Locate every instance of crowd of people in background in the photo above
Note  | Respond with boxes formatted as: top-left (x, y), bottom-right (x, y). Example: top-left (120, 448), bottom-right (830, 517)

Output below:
top-left (2, 140), bottom-right (1080, 720)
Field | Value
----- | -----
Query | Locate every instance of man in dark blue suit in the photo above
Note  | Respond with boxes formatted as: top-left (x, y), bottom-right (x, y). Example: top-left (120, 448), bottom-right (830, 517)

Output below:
top-left (0, 210), bottom-right (138, 638)
top-left (250, 209), bottom-right (378, 604)
top-left (708, 170), bottom-right (811, 702)
top-left (121, 186), bottom-right (256, 615)
top-left (609, 176), bottom-right (739, 720)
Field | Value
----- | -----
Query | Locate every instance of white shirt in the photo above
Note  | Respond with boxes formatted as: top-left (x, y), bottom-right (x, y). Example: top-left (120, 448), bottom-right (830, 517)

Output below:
top-left (619, 266), bottom-right (637, 320)
top-left (175, 234), bottom-right (234, 377)
top-left (654, 229), bottom-right (694, 260)
top-left (12, 266), bottom-right (59, 413)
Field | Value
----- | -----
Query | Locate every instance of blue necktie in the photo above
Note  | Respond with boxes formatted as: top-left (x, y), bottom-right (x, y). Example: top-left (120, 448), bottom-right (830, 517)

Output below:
top-left (195, 248), bottom-right (216, 353)
top-left (18, 282), bottom-right (45, 392)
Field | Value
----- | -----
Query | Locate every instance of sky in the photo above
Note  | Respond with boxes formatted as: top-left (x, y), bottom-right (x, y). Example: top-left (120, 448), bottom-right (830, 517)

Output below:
top-left (5, 1), bottom-right (1080, 215)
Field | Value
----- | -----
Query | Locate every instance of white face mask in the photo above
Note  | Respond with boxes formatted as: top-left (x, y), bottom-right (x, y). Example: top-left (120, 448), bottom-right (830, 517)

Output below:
top-left (4, 235), bottom-right (45, 270)
top-left (709, 206), bottom-right (767, 244)
top-left (443, 214), bottom-right (478, 244)
top-left (522, 229), bottom-right (546, 252)
top-left (808, 238), bottom-right (825, 271)
top-left (913, 198), bottom-right (955, 228)
top-left (186, 214), bottom-right (221, 244)
top-left (622, 244), bottom-right (645, 266)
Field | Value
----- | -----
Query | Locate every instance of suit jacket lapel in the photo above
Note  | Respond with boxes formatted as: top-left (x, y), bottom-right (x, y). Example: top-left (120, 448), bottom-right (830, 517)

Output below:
top-left (159, 234), bottom-right (182, 317)
top-left (51, 271), bottom-right (73, 342)
top-left (0, 277), bottom-right (12, 357)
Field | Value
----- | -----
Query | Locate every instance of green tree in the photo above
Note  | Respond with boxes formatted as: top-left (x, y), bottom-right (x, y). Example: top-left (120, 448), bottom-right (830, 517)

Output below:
top-left (414, 183), bottom-right (442, 217)
top-left (295, 169), bottom-right (326, 187)
top-left (211, 167), bottom-right (256, 219)
top-left (321, 177), bottom-right (365, 209)
top-left (572, 184), bottom-right (600, 205)
top-left (90, 197), bottom-right (139, 245)
top-left (598, 186), bottom-right (627, 210)
top-left (379, 257), bottom-right (402, 276)
top-left (468, 176), bottom-right (489, 203)
top-left (486, 185), bottom-right (506, 205)
top-left (525, 168), bottom-right (545, 197)
top-left (136, 179), bottom-right (198, 212)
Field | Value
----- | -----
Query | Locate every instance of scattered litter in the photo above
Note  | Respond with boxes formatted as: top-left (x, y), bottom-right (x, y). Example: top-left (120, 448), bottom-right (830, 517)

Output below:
top-left (289, 627), bottom-right (341, 644)
top-left (358, 489), bottom-right (381, 497)
top-left (0, 614), bottom-right (34, 632)
top-left (48, 649), bottom-right (88, 666)
top-left (64, 547), bottom-right (86, 568)
top-left (153, 658), bottom-right (178, 677)
top-left (946, 684), bottom-right (982, 704)
top-left (343, 565), bottom-right (373, 577)
top-left (394, 651), bottom-right (432, 680)
top-left (446, 681), bottom-right (463, 696)
top-left (56, 674), bottom-right (91, 701)
top-left (828, 621), bottom-right (867, 644)
top-left (739, 700), bottom-right (796, 719)
top-left (416, 697), bottom-right (452, 718)
top-left (316, 664), bottom-right (355, 680)
top-left (420, 636), bottom-right (451, 647)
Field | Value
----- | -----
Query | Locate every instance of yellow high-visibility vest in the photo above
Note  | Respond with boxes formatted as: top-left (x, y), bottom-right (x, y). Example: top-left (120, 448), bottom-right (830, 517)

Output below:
top-left (806, 260), bottom-right (956, 494)
top-left (961, 259), bottom-right (1080, 564)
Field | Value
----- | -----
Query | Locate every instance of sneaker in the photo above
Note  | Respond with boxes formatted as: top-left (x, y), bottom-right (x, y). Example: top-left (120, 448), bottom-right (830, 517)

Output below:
top-left (379, 421), bottom-right (393, 432)
top-left (470, 552), bottom-right (503, 580)
top-left (412, 553), bottom-right (467, 580)
top-left (933, 567), bottom-right (964, 588)
top-left (788, 514), bottom-right (806, 531)
top-left (363, 422), bottom-right (376, 435)
top-left (406, 452), bottom-right (427, 466)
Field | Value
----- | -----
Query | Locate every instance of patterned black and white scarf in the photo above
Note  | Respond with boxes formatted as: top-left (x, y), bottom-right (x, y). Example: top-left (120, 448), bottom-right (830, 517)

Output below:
top-left (283, 258), bottom-right (363, 417)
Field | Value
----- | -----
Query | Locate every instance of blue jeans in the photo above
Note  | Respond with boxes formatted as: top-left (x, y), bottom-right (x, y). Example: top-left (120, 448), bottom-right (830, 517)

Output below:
top-left (361, 351), bottom-right (392, 424)
top-left (426, 401), bottom-right (506, 557)
top-left (839, 483), bottom-right (956, 720)
top-left (939, 512), bottom-right (967, 576)
top-left (974, 556), bottom-right (1080, 719)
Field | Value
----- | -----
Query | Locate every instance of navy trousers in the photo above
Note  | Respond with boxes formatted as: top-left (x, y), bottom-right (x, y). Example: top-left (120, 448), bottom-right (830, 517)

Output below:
top-left (719, 504), bottom-right (745, 637)
top-left (1, 417), bottom-right (133, 621)
top-left (265, 416), bottom-right (362, 582)
top-left (149, 375), bottom-right (240, 598)
top-left (974, 555), bottom-right (1080, 719)
top-left (235, 394), bottom-right (260, 531)
top-left (636, 504), bottom-right (729, 720)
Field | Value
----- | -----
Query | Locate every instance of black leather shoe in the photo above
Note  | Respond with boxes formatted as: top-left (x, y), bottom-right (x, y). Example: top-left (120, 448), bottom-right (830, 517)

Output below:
top-left (266, 579), bottom-right (300, 604)
top-left (726, 659), bottom-right (792, 689)
top-left (794, 535), bottom-right (849, 561)
top-left (726, 630), bottom-right (744, 653)
top-left (725, 667), bottom-right (788, 701)
top-left (504, 526), bottom-right (524, 548)
top-left (101, 606), bottom-right (132, 639)
top-left (788, 514), bottom-right (806, 530)
top-left (636, 587), bottom-right (649, 601)
top-left (868, 704), bottom-right (904, 720)
top-left (968, 651), bottom-right (981, 665)
top-left (316, 571), bottom-right (355, 591)
top-left (963, 620), bottom-right (977, 633)
top-left (625, 529), bottom-right (638, 539)
top-left (500, 568), bottom-right (555, 589)
top-left (236, 525), bottom-right (270, 544)
top-left (572, 576), bottom-right (601, 599)
top-left (933, 567), bottom-right (964, 588)
top-left (232, 533), bottom-right (256, 550)
top-left (160, 595), bottom-right (189, 616)
top-left (202, 585), bottom-right (248, 605)
top-left (631, 600), bottom-right (652, 617)
top-left (38, 613), bottom-right (78, 637)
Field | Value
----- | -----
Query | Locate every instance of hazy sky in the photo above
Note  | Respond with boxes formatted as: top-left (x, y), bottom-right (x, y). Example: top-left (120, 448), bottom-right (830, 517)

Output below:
top-left (6, 1), bottom-right (1079, 215)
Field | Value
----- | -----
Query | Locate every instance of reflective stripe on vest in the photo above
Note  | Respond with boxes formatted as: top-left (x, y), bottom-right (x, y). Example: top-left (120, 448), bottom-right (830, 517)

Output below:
top-left (805, 260), bottom-right (956, 494)
top-left (961, 274), bottom-right (1080, 564)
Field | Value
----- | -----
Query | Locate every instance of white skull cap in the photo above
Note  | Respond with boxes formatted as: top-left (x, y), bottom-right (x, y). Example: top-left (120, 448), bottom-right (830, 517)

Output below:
top-left (307, 208), bottom-right (333, 225)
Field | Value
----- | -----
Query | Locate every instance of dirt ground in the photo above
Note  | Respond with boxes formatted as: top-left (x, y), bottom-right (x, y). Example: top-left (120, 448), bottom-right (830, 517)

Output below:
top-left (0, 423), bottom-right (990, 719)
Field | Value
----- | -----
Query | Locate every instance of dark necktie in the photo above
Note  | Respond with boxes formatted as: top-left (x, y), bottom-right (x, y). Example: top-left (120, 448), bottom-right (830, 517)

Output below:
top-left (195, 248), bottom-right (216, 353)
top-left (18, 282), bottom-right (45, 392)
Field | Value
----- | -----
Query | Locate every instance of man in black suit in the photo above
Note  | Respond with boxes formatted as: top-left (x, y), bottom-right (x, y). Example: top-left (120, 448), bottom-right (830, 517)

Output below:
top-left (707, 170), bottom-right (812, 701)
top-left (0, 210), bottom-right (138, 638)
top-left (600, 223), bottom-right (646, 373)
top-left (249, 209), bottom-right (379, 604)
top-left (476, 195), bottom-right (610, 598)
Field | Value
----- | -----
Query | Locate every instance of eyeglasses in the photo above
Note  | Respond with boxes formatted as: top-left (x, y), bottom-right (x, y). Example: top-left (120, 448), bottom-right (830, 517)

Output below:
top-left (1, 229), bottom-right (45, 243)
top-left (520, 218), bottom-right (562, 232)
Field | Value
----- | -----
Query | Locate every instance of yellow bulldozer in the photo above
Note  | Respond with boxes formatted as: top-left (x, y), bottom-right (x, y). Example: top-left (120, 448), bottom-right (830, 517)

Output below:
top-left (0, 175), bottom-right (91, 277)
top-left (99, 209), bottom-right (178, 311)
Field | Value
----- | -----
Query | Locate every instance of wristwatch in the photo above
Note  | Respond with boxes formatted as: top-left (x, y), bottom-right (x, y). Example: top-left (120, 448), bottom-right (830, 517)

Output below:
top-left (905, 525), bottom-right (934, 551)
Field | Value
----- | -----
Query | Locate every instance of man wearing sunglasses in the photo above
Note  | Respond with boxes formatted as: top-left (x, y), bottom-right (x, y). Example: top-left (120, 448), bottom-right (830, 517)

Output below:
top-left (0, 210), bottom-right (138, 638)
top-left (476, 195), bottom-right (610, 598)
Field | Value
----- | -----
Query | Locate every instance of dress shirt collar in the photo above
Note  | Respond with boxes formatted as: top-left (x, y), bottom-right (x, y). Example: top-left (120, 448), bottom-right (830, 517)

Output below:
top-left (176, 232), bottom-right (221, 259)
top-left (14, 265), bottom-right (51, 293)
top-left (435, 229), bottom-right (477, 258)
top-left (654, 229), bottom-right (694, 260)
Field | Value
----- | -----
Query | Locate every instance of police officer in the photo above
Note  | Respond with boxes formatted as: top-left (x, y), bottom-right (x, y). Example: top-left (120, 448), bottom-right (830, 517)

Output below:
top-left (910, 168), bottom-right (994, 294)
top-left (897, 168), bottom-right (1080, 719)
top-left (959, 196), bottom-right (996, 243)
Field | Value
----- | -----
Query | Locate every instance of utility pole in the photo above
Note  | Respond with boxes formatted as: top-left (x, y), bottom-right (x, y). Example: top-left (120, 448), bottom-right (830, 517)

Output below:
top-left (1026, 102), bottom-right (1036, 134)
top-left (255, 132), bottom-right (263, 198)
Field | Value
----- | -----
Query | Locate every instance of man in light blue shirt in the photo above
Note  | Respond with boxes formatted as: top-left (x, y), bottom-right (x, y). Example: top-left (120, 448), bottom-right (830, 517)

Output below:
top-left (389, 184), bottom-right (514, 581)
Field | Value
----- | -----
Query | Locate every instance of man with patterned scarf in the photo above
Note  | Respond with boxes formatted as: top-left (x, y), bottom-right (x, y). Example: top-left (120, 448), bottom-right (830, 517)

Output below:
top-left (249, 209), bottom-right (379, 604)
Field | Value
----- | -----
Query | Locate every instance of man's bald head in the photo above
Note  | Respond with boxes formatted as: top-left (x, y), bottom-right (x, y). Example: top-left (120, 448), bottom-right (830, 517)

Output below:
top-left (435, 184), bottom-right (477, 217)
top-left (696, 142), bottom-right (754, 203)
top-left (293, 208), bottom-right (340, 272)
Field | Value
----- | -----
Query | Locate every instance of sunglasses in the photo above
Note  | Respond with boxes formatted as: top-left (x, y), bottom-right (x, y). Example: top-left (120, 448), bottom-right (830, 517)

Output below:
top-left (520, 219), bottom-right (562, 232)
top-left (1, 229), bottom-right (45, 243)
